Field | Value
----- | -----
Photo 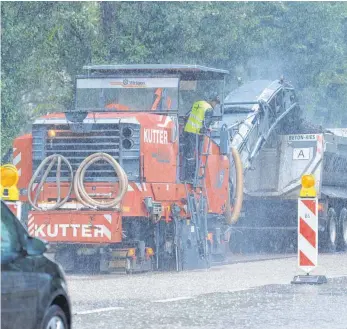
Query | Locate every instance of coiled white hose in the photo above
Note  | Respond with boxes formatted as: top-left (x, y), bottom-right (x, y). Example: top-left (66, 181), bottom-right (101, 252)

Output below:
top-left (28, 154), bottom-right (73, 211)
top-left (73, 152), bottom-right (128, 209)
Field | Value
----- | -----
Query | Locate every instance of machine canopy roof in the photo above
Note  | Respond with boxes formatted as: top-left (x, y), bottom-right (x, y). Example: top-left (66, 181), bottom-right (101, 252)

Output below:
top-left (82, 64), bottom-right (229, 80)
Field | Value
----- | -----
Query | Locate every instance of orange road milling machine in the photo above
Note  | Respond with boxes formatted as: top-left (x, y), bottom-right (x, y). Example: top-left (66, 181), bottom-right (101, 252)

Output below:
top-left (2, 65), bottom-right (245, 273)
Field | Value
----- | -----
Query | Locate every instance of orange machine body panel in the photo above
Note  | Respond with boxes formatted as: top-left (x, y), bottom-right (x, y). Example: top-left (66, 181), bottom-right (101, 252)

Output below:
top-left (27, 210), bottom-right (122, 243)
top-left (139, 115), bottom-right (178, 183)
top-left (203, 141), bottom-right (230, 213)
top-left (21, 110), bottom-right (230, 244)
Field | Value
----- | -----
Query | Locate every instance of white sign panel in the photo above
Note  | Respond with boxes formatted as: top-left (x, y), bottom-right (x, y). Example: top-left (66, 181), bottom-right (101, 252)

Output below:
top-left (298, 198), bottom-right (318, 273)
top-left (293, 148), bottom-right (311, 160)
top-left (77, 78), bottom-right (179, 89)
top-left (287, 134), bottom-right (318, 141)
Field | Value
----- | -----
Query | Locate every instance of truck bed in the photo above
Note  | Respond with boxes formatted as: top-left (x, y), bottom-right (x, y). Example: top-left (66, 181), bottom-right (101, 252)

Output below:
top-left (243, 131), bottom-right (347, 200)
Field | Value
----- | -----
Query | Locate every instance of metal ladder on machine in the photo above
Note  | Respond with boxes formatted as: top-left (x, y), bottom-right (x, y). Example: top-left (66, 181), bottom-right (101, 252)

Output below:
top-left (193, 131), bottom-right (212, 189)
top-left (185, 132), bottom-right (212, 266)
top-left (186, 191), bottom-right (209, 266)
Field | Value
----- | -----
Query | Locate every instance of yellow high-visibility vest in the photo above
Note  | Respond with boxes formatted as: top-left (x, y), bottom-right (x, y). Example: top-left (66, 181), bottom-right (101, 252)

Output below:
top-left (184, 101), bottom-right (212, 134)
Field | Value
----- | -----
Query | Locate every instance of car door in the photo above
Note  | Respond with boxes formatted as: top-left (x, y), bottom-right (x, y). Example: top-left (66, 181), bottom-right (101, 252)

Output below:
top-left (1, 269), bottom-right (14, 329)
top-left (1, 202), bottom-right (38, 329)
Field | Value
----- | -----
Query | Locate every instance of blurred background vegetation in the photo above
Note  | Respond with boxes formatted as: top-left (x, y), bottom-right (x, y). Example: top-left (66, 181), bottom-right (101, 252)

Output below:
top-left (2, 1), bottom-right (347, 155)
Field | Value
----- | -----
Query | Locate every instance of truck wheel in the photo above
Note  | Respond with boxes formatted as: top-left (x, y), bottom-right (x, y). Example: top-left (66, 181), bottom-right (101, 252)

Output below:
top-left (339, 208), bottom-right (347, 251)
top-left (324, 208), bottom-right (338, 252)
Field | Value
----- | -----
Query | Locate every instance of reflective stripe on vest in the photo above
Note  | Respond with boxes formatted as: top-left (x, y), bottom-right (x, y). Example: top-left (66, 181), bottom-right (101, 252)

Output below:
top-left (184, 101), bottom-right (211, 134)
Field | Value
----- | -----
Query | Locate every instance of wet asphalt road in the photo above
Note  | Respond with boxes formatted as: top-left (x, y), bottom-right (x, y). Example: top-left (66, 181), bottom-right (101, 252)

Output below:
top-left (68, 253), bottom-right (347, 329)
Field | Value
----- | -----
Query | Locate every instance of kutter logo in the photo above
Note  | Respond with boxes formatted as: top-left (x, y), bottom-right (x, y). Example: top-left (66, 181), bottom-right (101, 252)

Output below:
top-left (31, 223), bottom-right (112, 240)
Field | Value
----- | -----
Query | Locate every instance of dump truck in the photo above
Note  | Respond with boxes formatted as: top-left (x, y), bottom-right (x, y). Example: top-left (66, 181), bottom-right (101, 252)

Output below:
top-left (1, 65), bottom-right (346, 274)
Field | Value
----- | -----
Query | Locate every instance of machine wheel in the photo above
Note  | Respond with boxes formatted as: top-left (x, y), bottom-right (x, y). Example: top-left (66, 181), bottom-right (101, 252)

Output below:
top-left (55, 247), bottom-right (75, 273)
top-left (338, 208), bottom-right (347, 251)
top-left (323, 208), bottom-right (338, 252)
top-left (229, 229), bottom-right (254, 254)
top-left (229, 229), bottom-right (243, 253)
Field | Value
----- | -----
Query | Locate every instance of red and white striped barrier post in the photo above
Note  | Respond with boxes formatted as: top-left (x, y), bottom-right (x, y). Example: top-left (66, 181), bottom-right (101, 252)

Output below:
top-left (298, 198), bottom-right (318, 272)
top-left (292, 174), bottom-right (327, 284)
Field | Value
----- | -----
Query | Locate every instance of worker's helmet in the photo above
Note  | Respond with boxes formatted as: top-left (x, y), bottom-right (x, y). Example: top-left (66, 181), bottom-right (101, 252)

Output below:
top-left (205, 91), bottom-right (220, 104)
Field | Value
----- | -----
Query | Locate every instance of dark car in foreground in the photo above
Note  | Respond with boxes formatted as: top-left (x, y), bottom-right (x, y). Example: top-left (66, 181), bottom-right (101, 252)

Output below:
top-left (1, 200), bottom-right (71, 329)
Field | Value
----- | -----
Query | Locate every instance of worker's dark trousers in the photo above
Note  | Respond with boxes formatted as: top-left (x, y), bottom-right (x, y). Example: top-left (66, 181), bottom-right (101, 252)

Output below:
top-left (182, 132), bottom-right (202, 181)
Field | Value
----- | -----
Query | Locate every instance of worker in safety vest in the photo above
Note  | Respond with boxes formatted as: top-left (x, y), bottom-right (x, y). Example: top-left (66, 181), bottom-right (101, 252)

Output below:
top-left (182, 92), bottom-right (220, 181)
top-left (184, 92), bottom-right (220, 134)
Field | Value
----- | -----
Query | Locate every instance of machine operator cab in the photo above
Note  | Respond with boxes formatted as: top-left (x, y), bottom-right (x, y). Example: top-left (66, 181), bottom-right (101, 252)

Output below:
top-left (66, 65), bottom-right (230, 185)
top-left (70, 64), bottom-right (229, 123)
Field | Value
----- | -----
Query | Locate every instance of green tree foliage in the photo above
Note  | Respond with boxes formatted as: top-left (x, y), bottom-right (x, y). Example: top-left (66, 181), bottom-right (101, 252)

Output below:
top-left (2, 1), bottom-right (347, 156)
top-left (1, 2), bottom-right (98, 156)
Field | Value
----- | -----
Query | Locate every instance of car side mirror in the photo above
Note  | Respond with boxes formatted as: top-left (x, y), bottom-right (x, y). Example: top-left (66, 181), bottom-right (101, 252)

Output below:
top-left (25, 237), bottom-right (48, 256)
